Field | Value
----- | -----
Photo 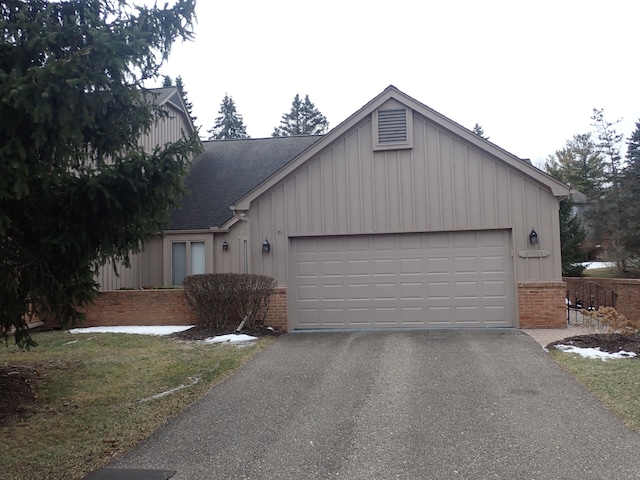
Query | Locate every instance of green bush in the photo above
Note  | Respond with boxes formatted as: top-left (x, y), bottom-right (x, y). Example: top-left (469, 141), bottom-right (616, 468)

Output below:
top-left (183, 273), bottom-right (277, 331)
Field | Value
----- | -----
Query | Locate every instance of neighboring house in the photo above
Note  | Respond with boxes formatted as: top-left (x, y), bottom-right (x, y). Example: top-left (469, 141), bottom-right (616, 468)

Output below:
top-left (102, 85), bottom-right (570, 330)
top-left (96, 86), bottom-right (198, 290)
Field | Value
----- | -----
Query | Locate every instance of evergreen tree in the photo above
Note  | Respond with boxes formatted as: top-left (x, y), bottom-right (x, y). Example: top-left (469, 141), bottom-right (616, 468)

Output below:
top-left (0, 0), bottom-right (199, 347)
top-left (207, 94), bottom-right (249, 140)
top-left (558, 197), bottom-right (587, 276)
top-left (472, 123), bottom-right (489, 140)
top-left (175, 76), bottom-right (197, 126)
top-left (544, 133), bottom-right (605, 199)
top-left (162, 75), bottom-right (173, 87)
top-left (619, 120), bottom-right (640, 259)
top-left (545, 166), bottom-right (588, 276)
top-left (273, 94), bottom-right (328, 136)
top-left (589, 109), bottom-right (625, 267)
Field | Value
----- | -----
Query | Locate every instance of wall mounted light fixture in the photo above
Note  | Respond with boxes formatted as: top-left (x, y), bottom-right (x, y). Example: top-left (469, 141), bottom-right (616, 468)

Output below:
top-left (529, 228), bottom-right (538, 245)
top-left (262, 238), bottom-right (271, 254)
top-left (222, 240), bottom-right (229, 252)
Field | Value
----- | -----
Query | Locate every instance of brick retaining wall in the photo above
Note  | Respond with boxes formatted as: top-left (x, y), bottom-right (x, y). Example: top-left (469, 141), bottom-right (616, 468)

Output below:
top-left (517, 281), bottom-right (567, 329)
top-left (72, 287), bottom-right (288, 330)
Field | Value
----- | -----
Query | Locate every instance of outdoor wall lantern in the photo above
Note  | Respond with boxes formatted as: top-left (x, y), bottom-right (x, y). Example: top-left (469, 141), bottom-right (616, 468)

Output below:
top-left (262, 238), bottom-right (271, 254)
top-left (222, 240), bottom-right (229, 252)
top-left (529, 228), bottom-right (538, 245)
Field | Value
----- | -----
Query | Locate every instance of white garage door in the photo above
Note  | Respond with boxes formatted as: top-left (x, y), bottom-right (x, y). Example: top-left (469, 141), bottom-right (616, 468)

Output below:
top-left (289, 230), bottom-right (514, 329)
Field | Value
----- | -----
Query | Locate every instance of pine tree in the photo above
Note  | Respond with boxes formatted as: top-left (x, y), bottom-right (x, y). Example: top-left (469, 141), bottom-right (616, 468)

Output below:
top-left (546, 165), bottom-right (588, 276)
top-left (619, 120), bottom-right (640, 260)
top-left (162, 75), bottom-right (173, 87)
top-left (544, 133), bottom-right (605, 199)
top-left (558, 197), bottom-right (587, 276)
top-left (0, 0), bottom-right (199, 347)
top-left (589, 109), bottom-right (625, 267)
top-left (472, 123), bottom-right (489, 140)
top-left (175, 76), bottom-right (197, 126)
top-left (207, 95), bottom-right (249, 140)
top-left (273, 94), bottom-right (328, 136)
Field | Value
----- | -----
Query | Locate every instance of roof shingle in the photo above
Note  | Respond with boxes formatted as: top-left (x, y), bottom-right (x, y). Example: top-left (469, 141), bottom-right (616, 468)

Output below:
top-left (168, 135), bottom-right (322, 230)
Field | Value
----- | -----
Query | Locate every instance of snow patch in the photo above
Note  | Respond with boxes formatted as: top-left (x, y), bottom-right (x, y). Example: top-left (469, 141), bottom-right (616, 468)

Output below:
top-left (579, 261), bottom-right (615, 270)
top-left (555, 344), bottom-right (637, 360)
top-left (204, 334), bottom-right (258, 344)
top-left (68, 325), bottom-right (194, 336)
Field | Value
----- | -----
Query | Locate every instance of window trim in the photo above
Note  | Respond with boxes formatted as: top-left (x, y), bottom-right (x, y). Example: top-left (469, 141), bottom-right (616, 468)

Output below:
top-left (163, 234), bottom-right (212, 286)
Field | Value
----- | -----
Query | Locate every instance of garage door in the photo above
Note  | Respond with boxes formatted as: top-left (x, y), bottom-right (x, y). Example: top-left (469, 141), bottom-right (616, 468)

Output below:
top-left (289, 230), bottom-right (514, 329)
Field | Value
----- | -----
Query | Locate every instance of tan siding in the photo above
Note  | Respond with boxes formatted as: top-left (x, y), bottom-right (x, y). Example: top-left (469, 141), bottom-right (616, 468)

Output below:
top-left (467, 148), bottom-right (483, 229)
top-left (250, 111), bottom-right (562, 286)
top-left (97, 254), bottom-right (140, 291)
top-left (140, 236), bottom-right (163, 287)
top-left (346, 130), bottom-right (362, 232)
top-left (138, 105), bottom-right (192, 153)
top-left (425, 124), bottom-right (442, 229)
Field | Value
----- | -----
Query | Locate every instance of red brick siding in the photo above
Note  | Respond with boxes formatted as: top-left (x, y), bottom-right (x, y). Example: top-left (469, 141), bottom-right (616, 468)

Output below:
top-left (264, 287), bottom-right (288, 331)
top-left (518, 282), bottom-right (567, 329)
top-left (78, 289), bottom-right (199, 327)
top-left (66, 288), bottom-right (289, 331)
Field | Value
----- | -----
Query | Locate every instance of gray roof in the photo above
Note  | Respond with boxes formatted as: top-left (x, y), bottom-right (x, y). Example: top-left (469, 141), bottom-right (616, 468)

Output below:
top-left (168, 135), bottom-right (322, 230)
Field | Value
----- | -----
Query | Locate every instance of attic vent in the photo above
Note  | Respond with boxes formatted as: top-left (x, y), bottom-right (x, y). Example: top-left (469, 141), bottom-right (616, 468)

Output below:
top-left (378, 109), bottom-right (407, 143)
top-left (373, 108), bottom-right (413, 150)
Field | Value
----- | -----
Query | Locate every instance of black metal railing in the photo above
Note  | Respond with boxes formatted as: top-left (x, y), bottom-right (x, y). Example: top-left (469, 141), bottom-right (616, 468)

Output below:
top-left (566, 281), bottom-right (617, 325)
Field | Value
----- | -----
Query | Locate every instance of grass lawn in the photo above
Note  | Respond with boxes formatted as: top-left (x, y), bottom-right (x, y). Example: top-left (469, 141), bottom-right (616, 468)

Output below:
top-left (549, 350), bottom-right (640, 433)
top-left (0, 330), bottom-right (273, 480)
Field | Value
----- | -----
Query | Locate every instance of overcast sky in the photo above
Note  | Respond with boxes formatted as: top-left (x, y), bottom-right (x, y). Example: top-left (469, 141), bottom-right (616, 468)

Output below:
top-left (155, 0), bottom-right (638, 166)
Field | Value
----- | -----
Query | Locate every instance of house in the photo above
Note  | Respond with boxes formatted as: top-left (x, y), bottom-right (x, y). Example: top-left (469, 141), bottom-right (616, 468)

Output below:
top-left (95, 86), bottom-right (198, 290)
top-left (100, 85), bottom-right (570, 330)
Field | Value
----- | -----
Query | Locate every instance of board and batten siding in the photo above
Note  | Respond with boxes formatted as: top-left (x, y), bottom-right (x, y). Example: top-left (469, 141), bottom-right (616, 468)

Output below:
top-left (251, 110), bottom-right (561, 285)
top-left (139, 105), bottom-right (193, 154)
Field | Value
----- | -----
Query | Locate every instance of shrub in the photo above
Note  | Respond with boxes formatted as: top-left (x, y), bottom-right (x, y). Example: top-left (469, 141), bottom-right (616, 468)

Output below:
top-left (183, 274), bottom-right (277, 331)
top-left (581, 306), bottom-right (637, 335)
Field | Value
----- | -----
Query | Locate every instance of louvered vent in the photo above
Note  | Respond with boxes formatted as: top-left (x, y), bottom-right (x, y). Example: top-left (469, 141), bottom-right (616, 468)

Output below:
top-left (377, 109), bottom-right (407, 143)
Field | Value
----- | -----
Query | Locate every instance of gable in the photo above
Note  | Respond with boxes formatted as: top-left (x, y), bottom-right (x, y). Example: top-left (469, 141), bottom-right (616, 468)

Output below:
top-left (251, 111), bottom-right (560, 237)
top-left (234, 86), bottom-right (569, 212)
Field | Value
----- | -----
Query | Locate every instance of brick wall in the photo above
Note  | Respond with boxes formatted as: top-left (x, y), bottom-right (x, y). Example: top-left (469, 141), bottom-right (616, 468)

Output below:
top-left (78, 289), bottom-right (199, 327)
top-left (264, 287), bottom-right (288, 330)
top-left (564, 277), bottom-right (640, 325)
top-left (518, 281), bottom-right (567, 329)
top-left (67, 287), bottom-right (289, 331)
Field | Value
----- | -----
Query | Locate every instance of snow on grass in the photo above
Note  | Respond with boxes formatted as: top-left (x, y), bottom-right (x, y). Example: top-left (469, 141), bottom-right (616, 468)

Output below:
top-left (67, 325), bottom-right (258, 344)
top-left (579, 261), bottom-right (616, 270)
top-left (204, 334), bottom-right (258, 344)
top-left (68, 325), bottom-right (194, 336)
top-left (555, 344), bottom-right (637, 360)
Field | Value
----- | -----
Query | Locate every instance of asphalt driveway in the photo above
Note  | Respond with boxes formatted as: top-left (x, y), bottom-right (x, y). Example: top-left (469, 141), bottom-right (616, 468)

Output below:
top-left (108, 330), bottom-right (640, 479)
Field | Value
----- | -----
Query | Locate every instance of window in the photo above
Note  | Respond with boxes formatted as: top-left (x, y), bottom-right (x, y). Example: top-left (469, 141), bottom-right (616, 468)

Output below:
top-left (171, 241), bottom-right (206, 285)
top-left (373, 107), bottom-right (413, 151)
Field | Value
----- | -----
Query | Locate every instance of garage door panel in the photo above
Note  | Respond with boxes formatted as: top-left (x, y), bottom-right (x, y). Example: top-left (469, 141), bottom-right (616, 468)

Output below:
top-left (453, 256), bottom-right (479, 274)
top-left (373, 259), bottom-right (395, 275)
top-left (426, 257), bottom-right (450, 274)
top-left (427, 281), bottom-right (453, 300)
top-left (290, 231), bottom-right (514, 329)
top-left (296, 261), bottom-right (319, 277)
top-left (297, 285), bottom-right (319, 300)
